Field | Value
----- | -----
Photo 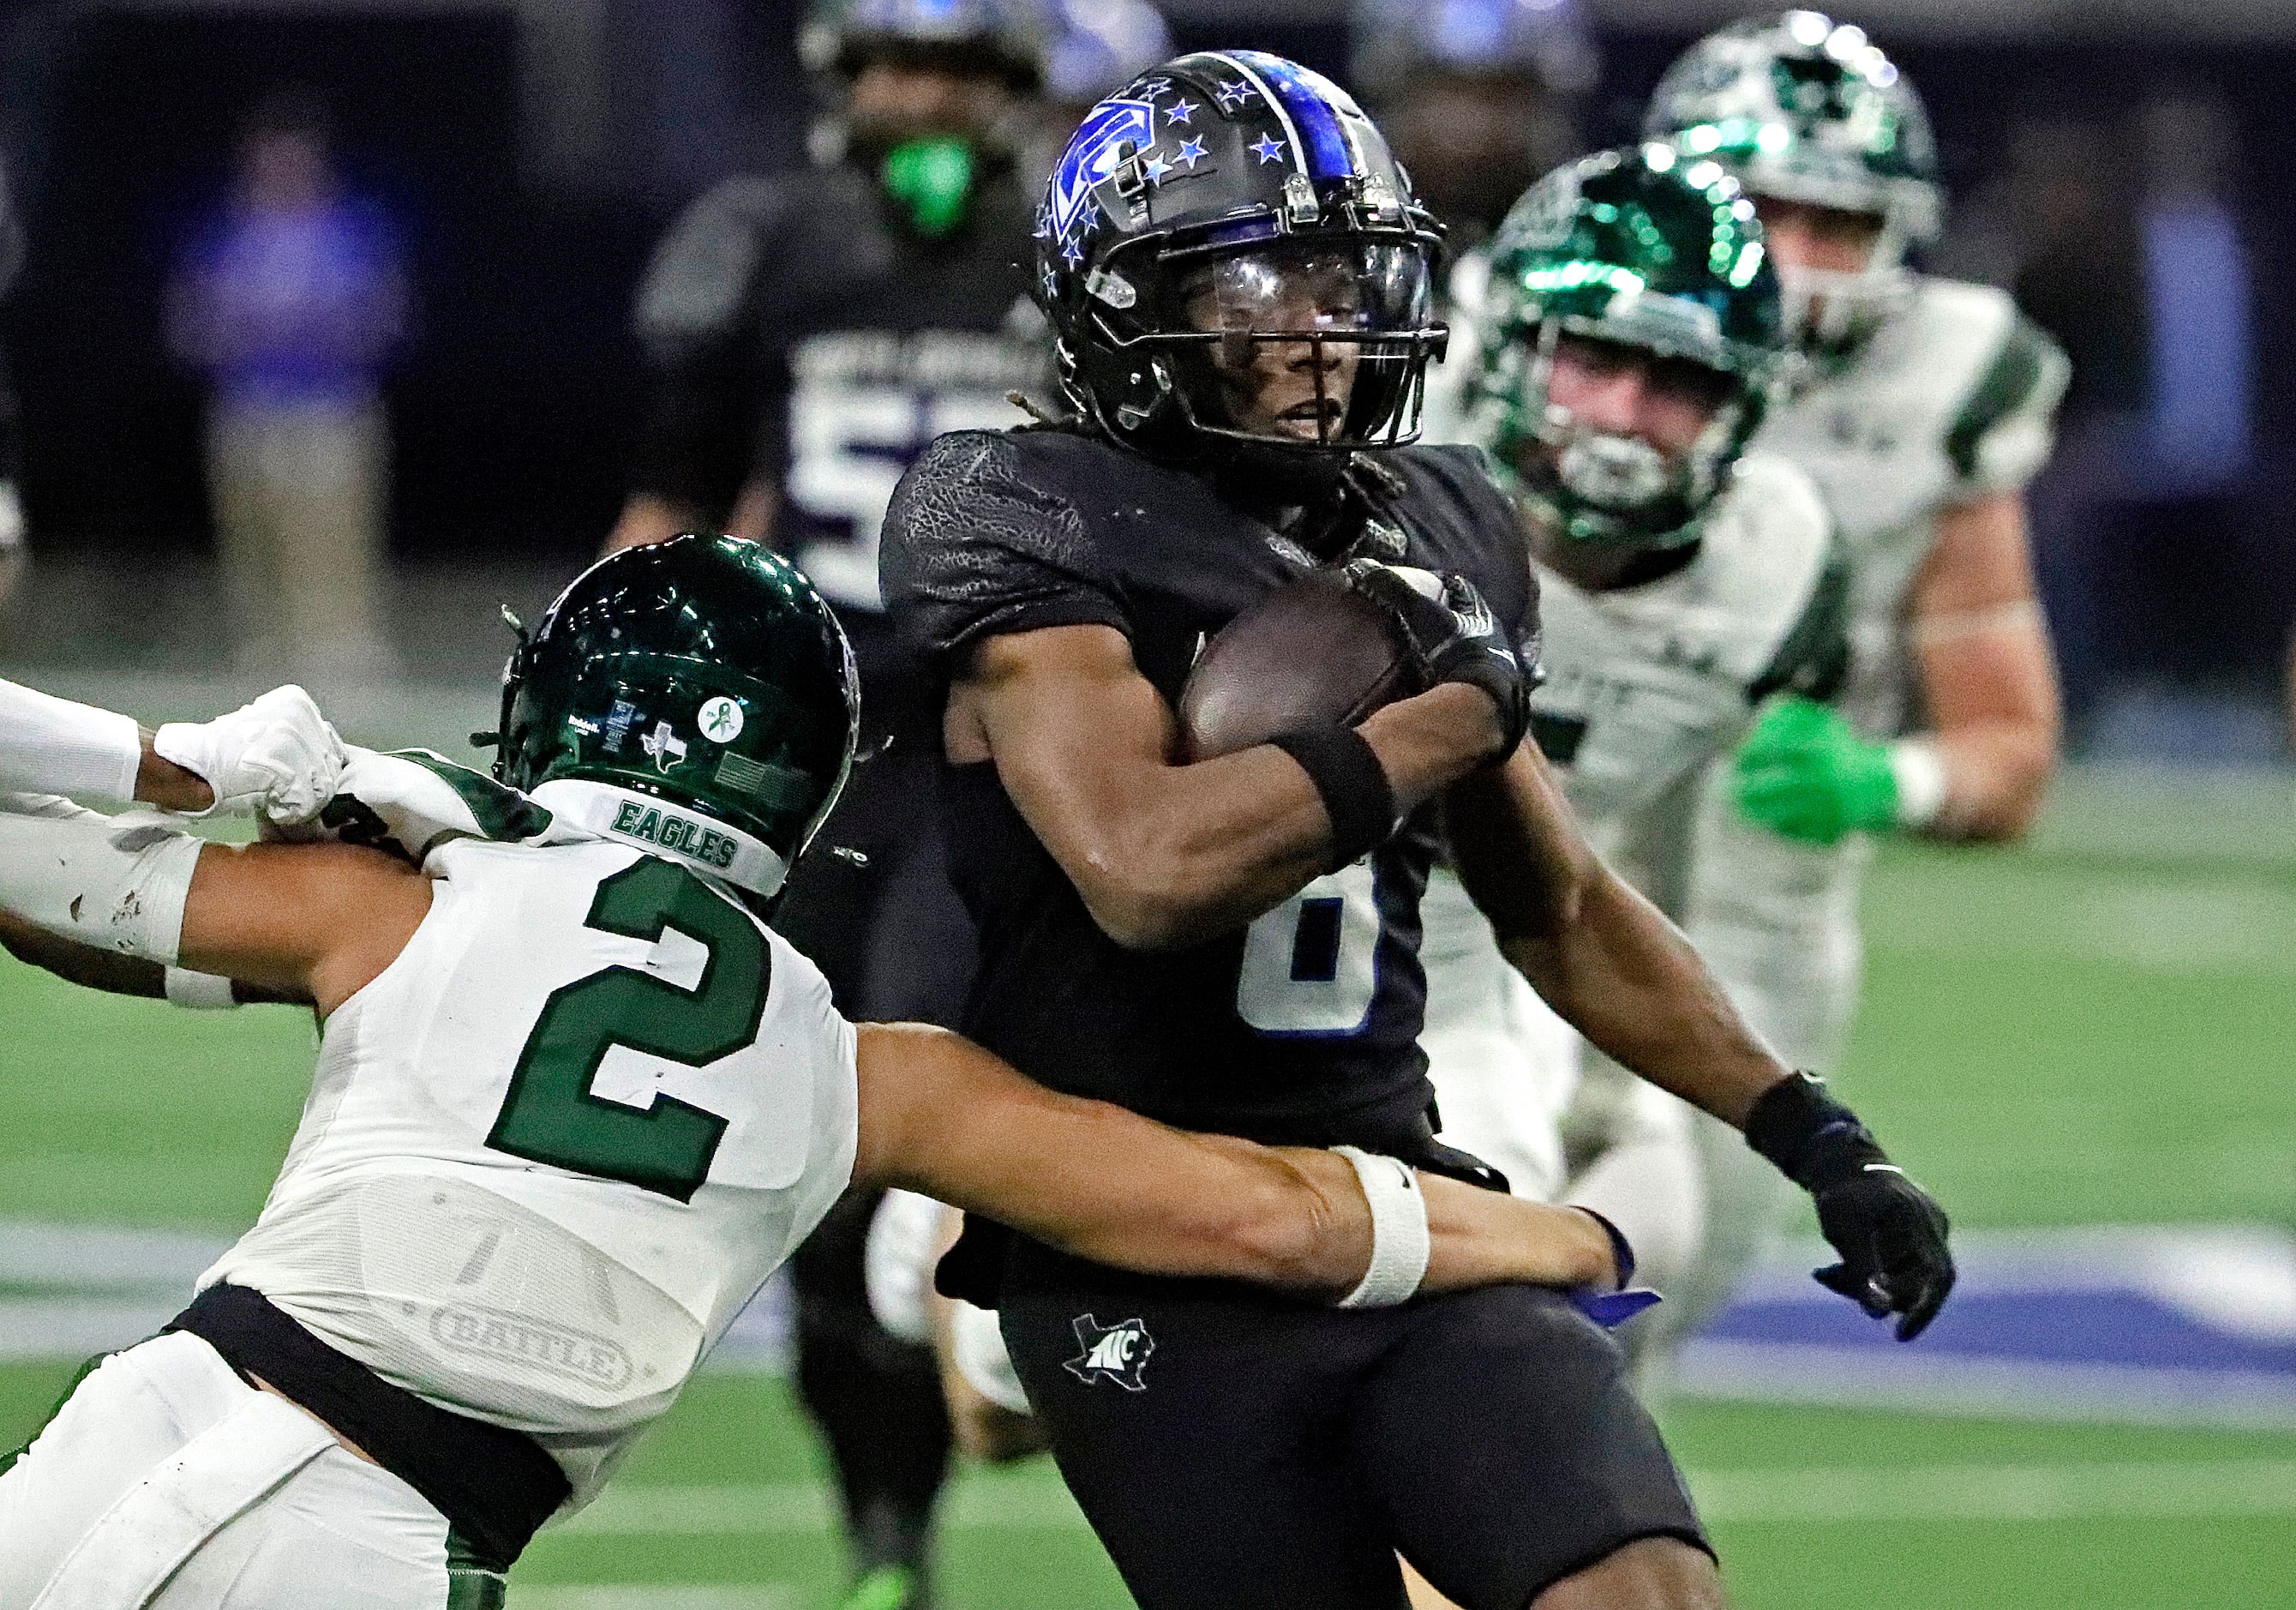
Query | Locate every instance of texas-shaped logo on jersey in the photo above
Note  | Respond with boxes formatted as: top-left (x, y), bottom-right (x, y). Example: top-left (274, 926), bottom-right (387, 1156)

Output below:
top-left (1046, 96), bottom-right (1156, 248)
top-left (1063, 1313), bottom-right (1155, 1391)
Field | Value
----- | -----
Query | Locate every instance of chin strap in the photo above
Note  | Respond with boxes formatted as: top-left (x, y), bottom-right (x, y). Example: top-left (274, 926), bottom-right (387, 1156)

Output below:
top-left (880, 138), bottom-right (975, 238)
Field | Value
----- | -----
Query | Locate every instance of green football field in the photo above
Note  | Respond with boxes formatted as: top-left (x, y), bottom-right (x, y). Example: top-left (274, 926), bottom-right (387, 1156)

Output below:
top-left (2, 765), bottom-right (2290, 1607)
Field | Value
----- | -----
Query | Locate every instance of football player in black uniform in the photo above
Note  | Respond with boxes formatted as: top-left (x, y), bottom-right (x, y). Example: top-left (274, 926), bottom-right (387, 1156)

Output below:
top-left (609, 3), bottom-right (1053, 1605)
top-left (884, 52), bottom-right (1957, 1610)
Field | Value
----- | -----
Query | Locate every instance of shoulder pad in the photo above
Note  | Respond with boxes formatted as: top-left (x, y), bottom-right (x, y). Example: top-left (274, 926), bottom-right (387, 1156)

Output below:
top-left (1747, 539), bottom-right (1851, 706)
top-left (881, 428), bottom-right (1124, 664)
top-left (1945, 308), bottom-right (2070, 484)
top-left (285, 748), bottom-right (579, 868)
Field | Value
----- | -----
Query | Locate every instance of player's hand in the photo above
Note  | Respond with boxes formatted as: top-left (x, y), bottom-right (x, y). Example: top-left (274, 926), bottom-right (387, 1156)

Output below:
top-left (1731, 695), bottom-right (1897, 844)
top-left (1811, 1161), bottom-right (1955, 1341)
top-left (153, 685), bottom-right (345, 824)
top-left (1745, 1071), bottom-right (1955, 1341)
top-left (1343, 561), bottom-right (1531, 762)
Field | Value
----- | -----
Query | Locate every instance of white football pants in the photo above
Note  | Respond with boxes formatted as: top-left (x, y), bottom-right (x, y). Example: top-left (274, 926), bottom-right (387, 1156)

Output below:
top-left (0, 1332), bottom-right (460, 1609)
top-left (866, 1188), bottom-right (1032, 1415)
top-left (1616, 770), bottom-right (1874, 1361)
top-left (1415, 868), bottom-right (1576, 1206)
top-left (1416, 869), bottom-right (1709, 1304)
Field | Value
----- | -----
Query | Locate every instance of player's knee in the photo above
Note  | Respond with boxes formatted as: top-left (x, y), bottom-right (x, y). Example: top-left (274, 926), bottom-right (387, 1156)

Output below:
top-left (1529, 1535), bottom-right (1724, 1610)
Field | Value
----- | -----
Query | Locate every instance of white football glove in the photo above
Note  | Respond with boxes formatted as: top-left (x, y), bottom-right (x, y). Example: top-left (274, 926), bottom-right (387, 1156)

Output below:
top-left (153, 685), bottom-right (345, 824)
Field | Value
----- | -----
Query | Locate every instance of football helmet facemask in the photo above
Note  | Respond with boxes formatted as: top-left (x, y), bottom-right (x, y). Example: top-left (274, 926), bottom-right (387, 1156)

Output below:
top-left (1643, 10), bottom-right (1940, 364)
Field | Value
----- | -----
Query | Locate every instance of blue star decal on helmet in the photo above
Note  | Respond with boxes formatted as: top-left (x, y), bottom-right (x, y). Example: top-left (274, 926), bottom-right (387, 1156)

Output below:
top-left (1061, 233), bottom-right (1087, 265)
top-left (1214, 78), bottom-right (1253, 110)
top-left (1142, 153), bottom-right (1172, 183)
top-left (1137, 76), bottom-right (1172, 99)
top-left (1175, 136), bottom-right (1207, 167)
top-left (1033, 199), bottom-right (1056, 239)
top-left (1164, 99), bottom-right (1196, 125)
top-left (1250, 133), bottom-right (1286, 165)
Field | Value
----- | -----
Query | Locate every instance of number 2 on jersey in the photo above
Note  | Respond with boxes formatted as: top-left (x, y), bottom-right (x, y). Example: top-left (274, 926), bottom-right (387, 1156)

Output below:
top-left (1234, 861), bottom-right (1382, 1036)
top-left (489, 857), bottom-right (770, 1202)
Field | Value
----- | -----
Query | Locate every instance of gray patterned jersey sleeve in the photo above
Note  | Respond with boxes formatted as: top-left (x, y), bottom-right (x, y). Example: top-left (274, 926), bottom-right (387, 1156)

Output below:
top-left (880, 430), bottom-right (1129, 667)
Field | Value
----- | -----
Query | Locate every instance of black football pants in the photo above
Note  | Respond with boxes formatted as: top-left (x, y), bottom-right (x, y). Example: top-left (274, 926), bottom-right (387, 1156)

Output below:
top-left (998, 1242), bottom-right (1711, 1610)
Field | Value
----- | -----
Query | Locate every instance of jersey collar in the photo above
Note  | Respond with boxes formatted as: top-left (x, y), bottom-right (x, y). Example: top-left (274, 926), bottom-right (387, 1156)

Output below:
top-left (531, 780), bottom-right (789, 898)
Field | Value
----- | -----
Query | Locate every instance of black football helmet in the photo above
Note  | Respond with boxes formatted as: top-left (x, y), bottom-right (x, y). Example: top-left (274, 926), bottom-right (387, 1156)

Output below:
top-left (804, 0), bottom-right (1052, 91)
top-left (494, 536), bottom-right (860, 899)
top-left (1034, 51), bottom-right (1448, 463)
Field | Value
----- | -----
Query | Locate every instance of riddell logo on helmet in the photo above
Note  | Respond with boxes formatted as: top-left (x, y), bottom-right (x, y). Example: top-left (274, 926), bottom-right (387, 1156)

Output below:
top-left (610, 801), bottom-right (740, 870)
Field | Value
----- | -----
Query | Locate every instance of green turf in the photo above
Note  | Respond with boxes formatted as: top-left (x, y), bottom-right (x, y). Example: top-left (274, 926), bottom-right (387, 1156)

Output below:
top-left (1, 768), bottom-right (2290, 1607)
top-left (6, 1365), bottom-right (2289, 1609)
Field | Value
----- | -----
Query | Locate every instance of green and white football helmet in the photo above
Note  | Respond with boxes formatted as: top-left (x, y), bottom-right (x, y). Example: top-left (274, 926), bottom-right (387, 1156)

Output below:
top-left (494, 535), bottom-right (860, 900)
top-left (1471, 144), bottom-right (1786, 550)
top-left (1643, 10), bottom-right (1940, 362)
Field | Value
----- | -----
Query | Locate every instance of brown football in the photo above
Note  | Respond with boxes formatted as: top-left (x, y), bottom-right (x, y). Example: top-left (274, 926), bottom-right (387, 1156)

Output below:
top-left (1178, 568), bottom-right (1413, 762)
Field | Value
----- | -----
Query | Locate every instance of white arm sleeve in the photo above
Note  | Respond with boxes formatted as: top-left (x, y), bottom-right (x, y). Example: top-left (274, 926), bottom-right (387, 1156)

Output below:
top-left (0, 799), bottom-right (202, 964)
top-left (0, 679), bottom-right (143, 805)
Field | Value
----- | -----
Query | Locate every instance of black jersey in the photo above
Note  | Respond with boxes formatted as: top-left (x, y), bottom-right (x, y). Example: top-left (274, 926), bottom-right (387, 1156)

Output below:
top-left (629, 159), bottom-right (1049, 628)
top-left (882, 427), bottom-right (1538, 1150)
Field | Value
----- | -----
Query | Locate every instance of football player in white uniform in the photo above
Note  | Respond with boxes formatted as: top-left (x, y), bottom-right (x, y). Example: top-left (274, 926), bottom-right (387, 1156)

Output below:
top-left (1637, 11), bottom-right (2065, 1349)
top-left (1415, 144), bottom-right (1850, 1306)
top-left (0, 538), bottom-right (1630, 1610)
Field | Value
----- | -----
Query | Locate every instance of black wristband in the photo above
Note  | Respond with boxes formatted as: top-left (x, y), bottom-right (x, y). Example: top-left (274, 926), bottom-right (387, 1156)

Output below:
top-left (1270, 725), bottom-right (1398, 872)
top-left (1743, 1071), bottom-right (1885, 1189)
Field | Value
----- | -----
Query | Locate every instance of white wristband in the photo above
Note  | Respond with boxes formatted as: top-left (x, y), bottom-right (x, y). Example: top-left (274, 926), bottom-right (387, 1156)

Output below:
top-left (165, 967), bottom-right (238, 1010)
top-left (1329, 1146), bottom-right (1431, 1310)
top-left (0, 679), bottom-right (143, 806)
top-left (1889, 736), bottom-right (1950, 830)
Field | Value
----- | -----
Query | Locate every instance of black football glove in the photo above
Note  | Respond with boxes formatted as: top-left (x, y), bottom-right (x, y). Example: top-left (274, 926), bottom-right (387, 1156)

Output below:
top-left (1744, 1072), bottom-right (1956, 1341)
top-left (1342, 560), bottom-right (1532, 762)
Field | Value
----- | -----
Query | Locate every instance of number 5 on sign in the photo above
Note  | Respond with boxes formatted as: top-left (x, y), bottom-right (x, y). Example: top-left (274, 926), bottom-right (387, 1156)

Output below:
top-left (1235, 860), bottom-right (1381, 1036)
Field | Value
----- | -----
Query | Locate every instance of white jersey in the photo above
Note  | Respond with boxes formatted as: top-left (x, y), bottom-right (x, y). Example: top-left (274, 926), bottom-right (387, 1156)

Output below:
top-left (1754, 275), bottom-right (2068, 737)
top-left (1530, 453), bottom-right (1841, 910)
top-left (204, 834), bottom-right (860, 1512)
top-left (1414, 452), bottom-right (1837, 1223)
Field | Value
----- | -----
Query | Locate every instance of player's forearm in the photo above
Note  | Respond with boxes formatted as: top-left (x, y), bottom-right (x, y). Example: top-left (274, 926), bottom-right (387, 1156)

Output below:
top-left (1447, 745), bottom-right (1788, 1123)
top-left (0, 906), bottom-right (166, 996)
top-left (857, 1025), bottom-right (1616, 1301)
top-left (1073, 684), bottom-right (1499, 950)
top-left (858, 1025), bottom-right (1368, 1295)
top-left (1411, 1175), bottom-right (1619, 1294)
top-left (0, 679), bottom-right (211, 810)
top-left (1907, 495), bottom-right (2059, 842)
top-left (1921, 718), bottom-right (2055, 841)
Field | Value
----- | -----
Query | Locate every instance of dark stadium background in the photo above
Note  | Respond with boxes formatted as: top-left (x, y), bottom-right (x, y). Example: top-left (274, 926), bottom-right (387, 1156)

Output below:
top-left (3, 1), bottom-right (2289, 710)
